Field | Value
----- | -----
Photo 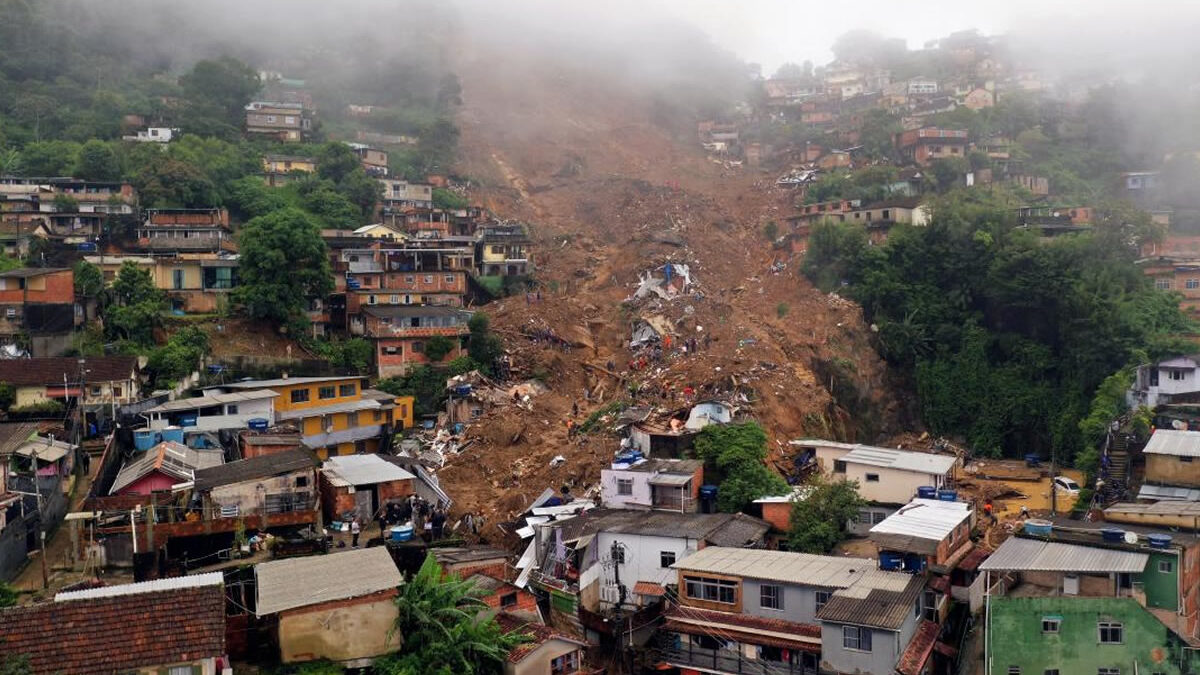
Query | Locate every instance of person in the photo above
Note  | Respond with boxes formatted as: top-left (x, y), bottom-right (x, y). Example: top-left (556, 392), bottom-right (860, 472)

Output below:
top-left (983, 501), bottom-right (994, 524)
top-left (572, 401), bottom-right (579, 417)
top-left (1020, 505), bottom-right (1030, 519)
top-left (350, 517), bottom-right (361, 548)
top-left (431, 508), bottom-right (446, 539)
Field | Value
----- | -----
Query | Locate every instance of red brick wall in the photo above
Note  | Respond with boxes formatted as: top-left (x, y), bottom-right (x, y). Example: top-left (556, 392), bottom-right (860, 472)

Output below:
top-left (240, 439), bottom-right (304, 459)
top-left (0, 270), bottom-right (74, 304)
top-left (761, 502), bottom-right (791, 532)
top-left (479, 584), bottom-right (538, 612)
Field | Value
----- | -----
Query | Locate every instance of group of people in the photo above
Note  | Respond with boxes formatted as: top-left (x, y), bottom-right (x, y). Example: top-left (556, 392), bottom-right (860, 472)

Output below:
top-left (379, 495), bottom-right (451, 542)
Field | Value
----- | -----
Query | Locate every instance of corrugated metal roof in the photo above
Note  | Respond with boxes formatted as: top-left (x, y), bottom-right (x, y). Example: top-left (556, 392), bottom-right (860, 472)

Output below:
top-left (55, 572), bottom-right (223, 602)
top-left (816, 572), bottom-right (925, 630)
top-left (869, 499), bottom-right (971, 541)
top-left (978, 537), bottom-right (1149, 573)
top-left (14, 437), bottom-right (76, 463)
top-left (648, 473), bottom-right (693, 487)
top-left (321, 453), bottom-right (414, 487)
top-left (1136, 484), bottom-right (1200, 501)
top-left (223, 376), bottom-right (361, 390)
top-left (277, 398), bottom-right (381, 420)
top-left (1106, 500), bottom-right (1200, 518)
top-left (672, 547), bottom-right (874, 588)
top-left (145, 390), bottom-right (279, 414)
top-left (839, 446), bottom-right (957, 474)
top-left (1143, 429), bottom-right (1200, 457)
top-left (255, 547), bottom-right (402, 616)
top-left (110, 442), bottom-right (225, 494)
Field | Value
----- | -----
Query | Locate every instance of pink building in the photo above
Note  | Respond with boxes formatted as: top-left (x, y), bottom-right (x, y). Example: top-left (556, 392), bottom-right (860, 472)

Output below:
top-left (109, 441), bottom-right (224, 496)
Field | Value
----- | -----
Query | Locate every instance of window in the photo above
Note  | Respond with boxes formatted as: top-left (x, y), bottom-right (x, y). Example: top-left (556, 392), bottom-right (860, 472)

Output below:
top-left (168, 667), bottom-right (196, 675)
top-left (1170, 370), bottom-right (1187, 381)
top-left (550, 650), bottom-right (579, 675)
top-left (1159, 560), bottom-right (1174, 573)
top-left (882, 210), bottom-right (890, 220)
top-left (833, 460), bottom-right (847, 473)
top-left (445, 274), bottom-right (455, 283)
top-left (1182, 456), bottom-right (1194, 463)
top-left (1045, 670), bottom-right (1060, 675)
top-left (266, 115), bottom-right (277, 123)
top-left (815, 591), bottom-right (831, 612)
top-left (368, 295), bottom-right (377, 305)
top-left (373, 410), bottom-right (382, 422)
top-left (113, 386), bottom-right (122, 397)
top-left (842, 625), bottom-right (872, 651)
top-left (1007, 668), bottom-right (1020, 675)
top-left (285, 116), bottom-right (296, 124)
top-left (295, 476), bottom-right (308, 487)
top-left (424, 275), bottom-right (433, 284)
top-left (412, 341), bottom-right (424, 353)
top-left (612, 547), bottom-right (625, 564)
top-left (1188, 279), bottom-right (1200, 290)
top-left (390, 295), bottom-right (399, 304)
top-left (660, 551), bottom-right (676, 568)
top-left (491, 245), bottom-right (504, 254)
top-left (318, 385), bottom-right (337, 400)
top-left (91, 386), bottom-right (101, 396)
top-left (346, 412), bottom-right (359, 428)
top-left (1042, 617), bottom-right (1061, 633)
top-left (339, 383), bottom-right (356, 397)
top-left (500, 592), bottom-right (518, 608)
top-left (405, 275), bottom-right (414, 283)
top-left (3, 308), bottom-right (13, 319)
top-left (383, 346), bottom-right (400, 355)
top-left (226, 404), bottom-right (238, 415)
top-left (616, 478), bottom-right (633, 496)
top-left (865, 473), bottom-right (880, 482)
top-left (1098, 622), bottom-right (1123, 644)
top-left (1098, 669), bottom-right (1120, 675)
top-left (760, 584), bottom-right (783, 610)
top-left (1156, 278), bottom-right (1172, 290)
top-left (290, 389), bottom-right (310, 403)
top-left (683, 576), bottom-right (737, 604)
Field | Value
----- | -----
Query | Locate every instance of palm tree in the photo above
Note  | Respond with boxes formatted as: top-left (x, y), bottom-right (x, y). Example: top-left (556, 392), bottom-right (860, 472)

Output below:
top-left (375, 555), bottom-right (530, 675)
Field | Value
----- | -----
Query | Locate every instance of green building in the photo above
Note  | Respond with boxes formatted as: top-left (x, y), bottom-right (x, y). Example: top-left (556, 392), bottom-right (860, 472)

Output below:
top-left (988, 596), bottom-right (1200, 675)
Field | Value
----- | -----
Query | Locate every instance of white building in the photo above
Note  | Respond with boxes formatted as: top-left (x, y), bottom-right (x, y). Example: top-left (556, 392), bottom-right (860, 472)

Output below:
top-left (599, 458), bottom-right (703, 512)
top-left (799, 439), bottom-right (959, 505)
top-left (144, 390), bottom-right (279, 431)
top-left (122, 127), bottom-right (179, 143)
top-left (378, 179), bottom-right (433, 209)
top-left (1129, 355), bottom-right (1200, 408)
top-left (907, 77), bottom-right (939, 95)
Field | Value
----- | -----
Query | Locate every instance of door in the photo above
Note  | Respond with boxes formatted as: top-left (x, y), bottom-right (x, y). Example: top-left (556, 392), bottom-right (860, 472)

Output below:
top-left (354, 487), bottom-right (374, 523)
top-left (1063, 574), bottom-right (1079, 596)
top-left (173, 269), bottom-right (185, 290)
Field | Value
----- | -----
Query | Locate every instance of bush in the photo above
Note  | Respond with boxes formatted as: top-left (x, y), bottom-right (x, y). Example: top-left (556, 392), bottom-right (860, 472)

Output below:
top-left (764, 221), bottom-right (779, 241)
top-left (423, 335), bottom-right (455, 362)
top-left (776, 302), bottom-right (789, 318)
top-left (9, 400), bottom-right (66, 417)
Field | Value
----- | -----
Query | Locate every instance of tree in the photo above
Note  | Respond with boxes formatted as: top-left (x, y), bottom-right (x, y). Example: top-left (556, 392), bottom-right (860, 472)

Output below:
top-left (692, 422), bottom-right (789, 513)
top-left (0, 654), bottom-right (31, 675)
top-left (928, 157), bottom-right (969, 193)
top-left (106, 262), bottom-right (166, 346)
top-left (234, 208), bottom-right (333, 325)
top-left (787, 479), bottom-right (865, 553)
top-left (315, 143), bottom-right (382, 221)
top-left (146, 327), bottom-right (209, 387)
top-left (467, 313), bottom-right (501, 374)
top-left (17, 140), bottom-right (78, 177)
top-left (73, 260), bottom-right (104, 317)
top-left (424, 335), bottom-right (455, 362)
top-left (0, 581), bottom-right (16, 607)
top-left (74, 139), bottom-right (120, 181)
top-left (179, 57), bottom-right (260, 123)
top-left (373, 554), bottom-right (529, 675)
top-left (432, 188), bottom-right (469, 210)
top-left (0, 383), bottom-right (14, 411)
top-left (135, 157), bottom-right (220, 208)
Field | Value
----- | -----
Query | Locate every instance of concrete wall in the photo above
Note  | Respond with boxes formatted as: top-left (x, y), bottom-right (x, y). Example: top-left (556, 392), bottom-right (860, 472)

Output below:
top-left (149, 397), bottom-right (275, 431)
top-left (206, 470), bottom-right (314, 515)
top-left (819, 622), bottom-right (905, 675)
top-left (278, 591), bottom-right (399, 664)
top-left (740, 577), bottom-right (830, 625)
top-left (594, 531), bottom-right (696, 610)
top-left (1145, 453), bottom-right (1200, 488)
top-left (986, 596), bottom-right (1200, 675)
top-left (599, 468), bottom-right (653, 509)
top-left (837, 463), bottom-right (948, 505)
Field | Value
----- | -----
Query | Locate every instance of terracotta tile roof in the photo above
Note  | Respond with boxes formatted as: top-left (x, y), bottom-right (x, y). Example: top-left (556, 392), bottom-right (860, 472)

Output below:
top-left (896, 619), bottom-right (940, 675)
top-left (0, 579), bottom-right (225, 674)
top-left (495, 612), bottom-right (587, 664)
top-left (957, 545), bottom-right (992, 572)
top-left (0, 356), bottom-right (137, 387)
top-left (662, 606), bottom-right (821, 652)
top-left (633, 581), bottom-right (666, 597)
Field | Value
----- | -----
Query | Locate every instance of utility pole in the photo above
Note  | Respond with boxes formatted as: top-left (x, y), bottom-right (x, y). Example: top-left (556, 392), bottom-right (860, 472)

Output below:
top-left (31, 446), bottom-right (47, 589)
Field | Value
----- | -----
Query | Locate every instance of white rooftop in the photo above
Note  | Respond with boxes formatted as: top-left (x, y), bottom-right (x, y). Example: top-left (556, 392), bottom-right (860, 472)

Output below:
top-left (671, 546), bottom-right (874, 588)
top-left (145, 389), bottom-right (279, 414)
top-left (869, 498), bottom-right (972, 542)
top-left (1143, 429), bottom-right (1200, 457)
top-left (753, 486), bottom-right (813, 504)
top-left (55, 572), bottom-right (223, 602)
top-left (839, 446), bottom-right (957, 475)
top-left (322, 453), bottom-right (415, 487)
top-left (255, 547), bottom-right (403, 616)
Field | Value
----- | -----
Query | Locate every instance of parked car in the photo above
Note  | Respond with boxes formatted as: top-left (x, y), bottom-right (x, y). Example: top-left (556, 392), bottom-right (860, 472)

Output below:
top-left (1053, 476), bottom-right (1081, 494)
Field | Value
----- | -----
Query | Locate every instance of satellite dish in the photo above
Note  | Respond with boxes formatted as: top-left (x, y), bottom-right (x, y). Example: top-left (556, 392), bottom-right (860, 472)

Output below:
top-left (1124, 532), bottom-right (1139, 545)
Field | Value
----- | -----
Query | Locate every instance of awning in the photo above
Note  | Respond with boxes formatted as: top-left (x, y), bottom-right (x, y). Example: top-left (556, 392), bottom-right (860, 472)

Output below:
top-left (649, 473), bottom-right (693, 487)
top-left (45, 387), bottom-right (82, 397)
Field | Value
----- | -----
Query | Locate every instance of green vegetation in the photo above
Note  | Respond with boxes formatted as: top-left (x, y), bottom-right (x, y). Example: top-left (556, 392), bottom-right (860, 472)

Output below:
top-left (9, 400), bottom-right (66, 417)
top-left (467, 313), bottom-right (503, 374)
top-left (787, 479), bottom-right (865, 554)
top-left (0, 654), bottom-right (31, 675)
top-left (804, 195), bottom-right (1192, 468)
top-left (106, 261), bottom-right (167, 347)
top-left (0, 582), bottom-right (17, 607)
top-left (378, 357), bottom-right (479, 418)
top-left (373, 555), bottom-right (529, 675)
top-left (692, 422), bottom-right (789, 513)
top-left (234, 208), bottom-right (333, 325)
top-left (307, 338), bottom-right (374, 375)
top-left (432, 187), bottom-right (469, 210)
top-left (424, 335), bottom-right (456, 363)
top-left (145, 326), bottom-right (210, 388)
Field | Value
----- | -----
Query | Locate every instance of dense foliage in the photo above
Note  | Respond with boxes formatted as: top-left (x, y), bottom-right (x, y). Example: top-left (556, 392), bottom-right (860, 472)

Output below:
top-left (692, 422), bottom-right (789, 512)
top-left (804, 194), bottom-right (1192, 467)
top-left (234, 208), bottom-right (334, 325)
top-left (787, 479), bottom-right (866, 554)
top-left (374, 555), bottom-right (529, 675)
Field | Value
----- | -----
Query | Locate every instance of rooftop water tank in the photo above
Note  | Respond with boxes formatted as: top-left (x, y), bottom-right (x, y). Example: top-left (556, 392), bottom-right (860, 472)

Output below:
top-left (133, 429), bottom-right (158, 452)
top-left (1101, 528), bottom-right (1126, 543)
top-left (917, 486), bottom-right (937, 499)
top-left (159, 426), bottom-right (185, 444)
top-left (879, 552), bottom-right (903, 571)
top-left (937, 489), bottom-right (958, 502)
top-left (247, 418), bottom-right (269, 431)
top-left (1147, 534), bottom-right (1173, 549)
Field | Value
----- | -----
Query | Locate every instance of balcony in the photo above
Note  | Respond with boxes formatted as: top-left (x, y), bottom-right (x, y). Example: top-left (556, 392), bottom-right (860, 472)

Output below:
top-left (659, 645), bottom-right (817, 675)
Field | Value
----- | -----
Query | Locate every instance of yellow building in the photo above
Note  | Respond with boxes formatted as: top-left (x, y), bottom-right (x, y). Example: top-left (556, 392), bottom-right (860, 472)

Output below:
top-left (263, 155), bottom-right (316, 174)
top-left (222, 376), bottom-right (404, 459)
top-left (84, 254), bottom-right (237, 314)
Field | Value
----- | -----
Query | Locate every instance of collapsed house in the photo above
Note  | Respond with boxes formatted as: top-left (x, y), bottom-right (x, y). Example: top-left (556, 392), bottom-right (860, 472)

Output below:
top-left (630, 263), bottom-right (694, 302)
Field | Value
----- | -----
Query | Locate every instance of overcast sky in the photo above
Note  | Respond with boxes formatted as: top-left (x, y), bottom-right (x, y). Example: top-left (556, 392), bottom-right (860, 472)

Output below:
top-left (639, 0), bottom-right (1196, 73)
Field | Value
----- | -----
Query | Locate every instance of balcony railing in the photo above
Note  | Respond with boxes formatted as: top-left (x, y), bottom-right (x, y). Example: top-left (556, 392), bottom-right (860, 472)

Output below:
top-left (659, 645), bottom-right (816, 675)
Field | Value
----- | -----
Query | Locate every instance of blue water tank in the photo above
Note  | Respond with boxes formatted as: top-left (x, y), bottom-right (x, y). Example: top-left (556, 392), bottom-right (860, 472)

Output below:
top-left (1024, 453), bottom-right (1042, 467)
top-left (177, 414), bottom-right (198, 428)
top-left (1101, 528), bottom-right (1126, 543)
top-left (76, 242), bottom-right (97, 252)
top-left (1148, 534), bottom-right (1173, 549)
top-left (207, 364), bottom-right (225, 375)
top-left (879, 552), bottom-right (903, 571)
top-left (903, 554), bottom-right (926, 573)
top-left (699, 485), bottom-right (719, 499)
top-left (160, 426), bottom-right (185, 444)
top-left (937, 489), bottom-right (958, 502)
top-left (391, 525), bottom-right (414, 542)
top-left (917, 486), bottom-right (937, 499)
top-left (248, 418), bottom-right (270, 431)
top-left (454, 384), bottom-right (472, 397)
top-left (1024, 519), bottom-right (1053, 537)
top-left (614, 450), bottom-right (644, 465)
top-left (133, 429), bottom-right (157, 451)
